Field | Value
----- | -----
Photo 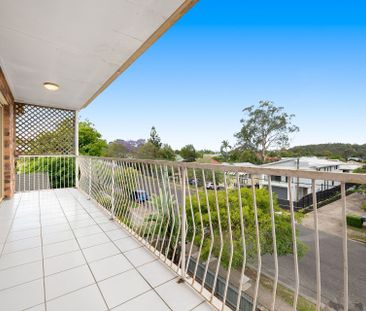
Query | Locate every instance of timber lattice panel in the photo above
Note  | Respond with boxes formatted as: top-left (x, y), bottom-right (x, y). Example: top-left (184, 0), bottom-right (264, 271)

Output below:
top-left (15, 103), bottom-right (75, 155)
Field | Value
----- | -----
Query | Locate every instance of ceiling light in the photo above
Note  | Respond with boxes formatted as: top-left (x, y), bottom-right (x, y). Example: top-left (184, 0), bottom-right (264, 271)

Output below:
top-left (43, 82), bottom-right (59, 91)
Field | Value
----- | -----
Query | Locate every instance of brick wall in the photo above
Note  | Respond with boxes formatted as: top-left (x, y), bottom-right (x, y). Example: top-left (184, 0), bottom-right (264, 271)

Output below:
top-left (0, 67), bottom-right (15, 198)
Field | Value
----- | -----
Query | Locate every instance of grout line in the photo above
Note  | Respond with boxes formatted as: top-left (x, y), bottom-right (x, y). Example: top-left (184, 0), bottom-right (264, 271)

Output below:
top-left (38, 190), bottom-right (48, 311)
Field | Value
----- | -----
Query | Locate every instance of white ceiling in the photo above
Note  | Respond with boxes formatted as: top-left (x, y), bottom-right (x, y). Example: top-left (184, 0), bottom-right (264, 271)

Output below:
top-left (0, 0), bottom-right (187, 110)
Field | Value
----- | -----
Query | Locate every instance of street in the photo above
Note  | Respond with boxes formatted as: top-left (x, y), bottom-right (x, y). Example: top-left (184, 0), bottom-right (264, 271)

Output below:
top-left (262, 226), bottom-right (366, 311)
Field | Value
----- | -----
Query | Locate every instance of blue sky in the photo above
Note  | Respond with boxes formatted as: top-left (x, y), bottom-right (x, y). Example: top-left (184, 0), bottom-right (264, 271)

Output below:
top-left (81, 0), bottom-right (366, 151)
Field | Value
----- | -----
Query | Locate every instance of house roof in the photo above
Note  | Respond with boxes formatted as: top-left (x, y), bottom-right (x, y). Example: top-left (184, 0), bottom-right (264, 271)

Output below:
top-left (261, 157), bottom-right (344, 170)
top-left (0, 0), bottom-right (197, 110)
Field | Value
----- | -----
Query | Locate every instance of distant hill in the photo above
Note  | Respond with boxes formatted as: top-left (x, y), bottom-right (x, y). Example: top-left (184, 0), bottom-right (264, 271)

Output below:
top-left (285, 143), bottom-right (366, 160)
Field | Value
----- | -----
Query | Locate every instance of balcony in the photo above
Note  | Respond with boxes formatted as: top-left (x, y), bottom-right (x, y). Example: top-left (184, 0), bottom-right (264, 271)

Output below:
top-left (0, 187), bottom-right (214, 311)
top-left (1, 155), bottom-right (365, 311)
top-left (0, 2), bottom-right (365, 310)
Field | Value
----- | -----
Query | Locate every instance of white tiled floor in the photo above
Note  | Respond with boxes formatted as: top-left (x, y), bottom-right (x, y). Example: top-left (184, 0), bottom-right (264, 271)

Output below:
top-left (0, 188), bottom-right (216, 311)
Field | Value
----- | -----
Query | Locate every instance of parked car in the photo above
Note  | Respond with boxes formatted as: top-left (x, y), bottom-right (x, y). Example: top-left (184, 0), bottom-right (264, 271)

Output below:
top-left (131, 190), bottom-right (149, 203)
top-left (189, 178), bottom-right (200, 185)
top-left (205, 182), bottom-right (224, 190)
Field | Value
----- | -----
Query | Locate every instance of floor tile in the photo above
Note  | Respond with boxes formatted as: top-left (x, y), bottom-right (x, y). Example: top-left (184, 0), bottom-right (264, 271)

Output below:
top-left (70, 218), bottom-right (96, 229)
top-left (73, 225), bottom-right (103, 238)
top-left (7, 228), bottom-right (40, 242)
top-left (112, 289), bottom-right (170, 311)
top-left (192, 302), bottom-right (217, 310)
top-left (124, 247), bottom-right (156, 267)
top-left (77, 232), bottom-right (110, 249)
top-left (45, 265), bottom-right (95, 300)
top-left (0, 247), bottom-right (42, 270)
top-left (25, 303), bottom-right (46, 311)
top-left (99, 222), bottom-right (120, 232)
top-left (137, 260), bottom-right (177, 287)
top-left (42, 230), bottom-right (74, 245)
top-left (46, 284), bottom-right (107, 311)
top-left (0, 260), bottom-right (43, 290)
top-left (98, 269), bottom-right (151, 309)
top-left (89, 254), bottom-right (133, 282)
top-left (3, 236), bottom-right (41, 254)
top-left (43, 239), bottom-right (79, 258)
top-left (44, 250), bottom-right (86, 276)
top-left (83, 242), bottom-right (120, 262)
top-left (155, 278), bottom-right (204, 311)
top-left (42, 223), bottom-right (71, 234)
top-left (0, 279), bottom-right (44, 311)
top-left (105, 229), bottom-right (129, 241)
top-left (114, 237), bottom-right (142, 253)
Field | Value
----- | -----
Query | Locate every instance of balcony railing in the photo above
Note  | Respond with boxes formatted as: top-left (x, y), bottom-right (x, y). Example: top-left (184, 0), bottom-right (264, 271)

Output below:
top-left (15, 155), bottom-right (366, 311)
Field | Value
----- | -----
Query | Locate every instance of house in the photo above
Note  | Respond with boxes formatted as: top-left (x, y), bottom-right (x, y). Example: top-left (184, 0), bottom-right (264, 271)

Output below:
top-left (260, 157), bottom-right (348, 201)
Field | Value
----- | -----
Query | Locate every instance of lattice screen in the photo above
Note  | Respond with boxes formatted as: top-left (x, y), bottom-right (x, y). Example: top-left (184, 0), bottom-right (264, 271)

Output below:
top-left (15, 103), bottom-right (76, 155)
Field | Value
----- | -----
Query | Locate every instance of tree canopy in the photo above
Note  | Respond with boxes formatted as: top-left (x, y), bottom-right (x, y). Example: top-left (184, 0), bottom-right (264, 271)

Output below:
top-left (105, 141), bottom-right (128, 158)
top-left (148, 126), bottom-right (162, 149)
top-left (235, 101), bottom-right (299, 163)
top-left (180, 144), bottom-right (198, 162)
top-left (79, 120), bottom-right (108, 156)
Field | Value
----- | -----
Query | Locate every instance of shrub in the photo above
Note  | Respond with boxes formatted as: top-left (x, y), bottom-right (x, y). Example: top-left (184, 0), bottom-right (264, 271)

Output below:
top-left (186, 187), bottom-right (307, 269)
top-left (346, 214), bottom-right (364, 228)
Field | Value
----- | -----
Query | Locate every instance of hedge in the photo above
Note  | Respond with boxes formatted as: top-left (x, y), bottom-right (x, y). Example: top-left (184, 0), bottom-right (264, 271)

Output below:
top-left (346, 214), bottom-right (364, 228)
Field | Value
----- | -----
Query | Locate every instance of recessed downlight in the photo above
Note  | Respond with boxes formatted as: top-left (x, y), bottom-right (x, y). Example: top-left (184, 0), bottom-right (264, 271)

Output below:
top-left (43, 82), bottom-right (59, 91)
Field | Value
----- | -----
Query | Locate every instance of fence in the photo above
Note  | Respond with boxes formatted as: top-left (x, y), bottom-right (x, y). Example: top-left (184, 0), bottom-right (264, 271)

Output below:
top-left (14, 155), bottom-right (366, 311)
top-left (278, 183), bottom-right (356, 210)
top-left (76, 155), bottom-right (366, 311)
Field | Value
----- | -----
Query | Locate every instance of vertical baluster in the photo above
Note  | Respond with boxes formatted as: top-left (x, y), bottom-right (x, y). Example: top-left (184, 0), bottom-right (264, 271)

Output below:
top-left (236, 172), bottom-right (247, 311)
top-left (222, 172), bottom-right (234, 310)
top-left (110, 160), bottom-right (116, 220)
top-left (268, 177), bottom-right (278, 311)
top-left (288, 178), bottom-right (299, 310)
top-left (180, 167), bottom-right (187, 280)
top-left (251, 175), bottom-right (261, 311)
top-left (312, 179), bottom-right (322, 311)
top-left (341, 182), bottom-right (348, 311)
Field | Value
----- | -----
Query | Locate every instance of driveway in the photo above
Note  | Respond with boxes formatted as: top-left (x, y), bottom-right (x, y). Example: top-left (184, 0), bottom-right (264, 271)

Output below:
top-left (302, 193), bottom-right (366, 237)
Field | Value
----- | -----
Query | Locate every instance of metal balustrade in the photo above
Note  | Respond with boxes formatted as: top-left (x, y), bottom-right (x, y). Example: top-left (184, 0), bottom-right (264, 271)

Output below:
top-left (15, 155), bottom-right (366, 311)
top-left (15, 155), bottom-right (76, 191)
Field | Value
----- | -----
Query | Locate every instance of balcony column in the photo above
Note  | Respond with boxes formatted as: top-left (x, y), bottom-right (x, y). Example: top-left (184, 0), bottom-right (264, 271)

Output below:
top-left (74, 110), bottom-right (79, 188)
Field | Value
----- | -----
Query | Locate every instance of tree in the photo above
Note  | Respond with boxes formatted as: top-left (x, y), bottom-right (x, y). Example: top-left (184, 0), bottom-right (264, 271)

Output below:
top-left (135, 142), bottom-right (160, 159)
top-left (148, 126), bottom-right (162, 149)
top-left (235, 101), bottom-right (299, 163)
top-left (229, 148), bottom-right (260, 164)
top-left (180, 144), bottom-right (198, 162)
top-left (79, 120), bottom-right (108, 156)
top-left (159, 144), bottom-right (176, 161)
top-left (220, 140), bottom-right (231, 161)
top-left (105, 141), bottom-right (128, 158)
top-left (187, 187), bottom-right (307, 269)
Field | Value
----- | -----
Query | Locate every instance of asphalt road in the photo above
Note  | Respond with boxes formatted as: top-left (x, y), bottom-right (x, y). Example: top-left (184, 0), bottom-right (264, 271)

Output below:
top-left (261, 226), bottom-right (366, 311)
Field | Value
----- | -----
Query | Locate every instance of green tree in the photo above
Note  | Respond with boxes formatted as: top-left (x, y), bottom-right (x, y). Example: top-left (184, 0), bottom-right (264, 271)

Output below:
top-left (159, 144), bottom-right (176, 161)
top-left (135, 142), bottom-right (160, 159)
top-left (180, 144), bottom-right (198, 162)
top-left (235, 101), bottom-right (299, 163)
top-left (220, 140), bottom-right (231, 161)
top-left (229, 148), bottom-right (260, 164)
top-left (187, 187), bottom-right (307, 269)
top-left (79, 120), bottom-right (108, 156)
top-left (105, 141), bottom-right (128, 158)
top-left (148, 126), bottom-right (162, 149)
